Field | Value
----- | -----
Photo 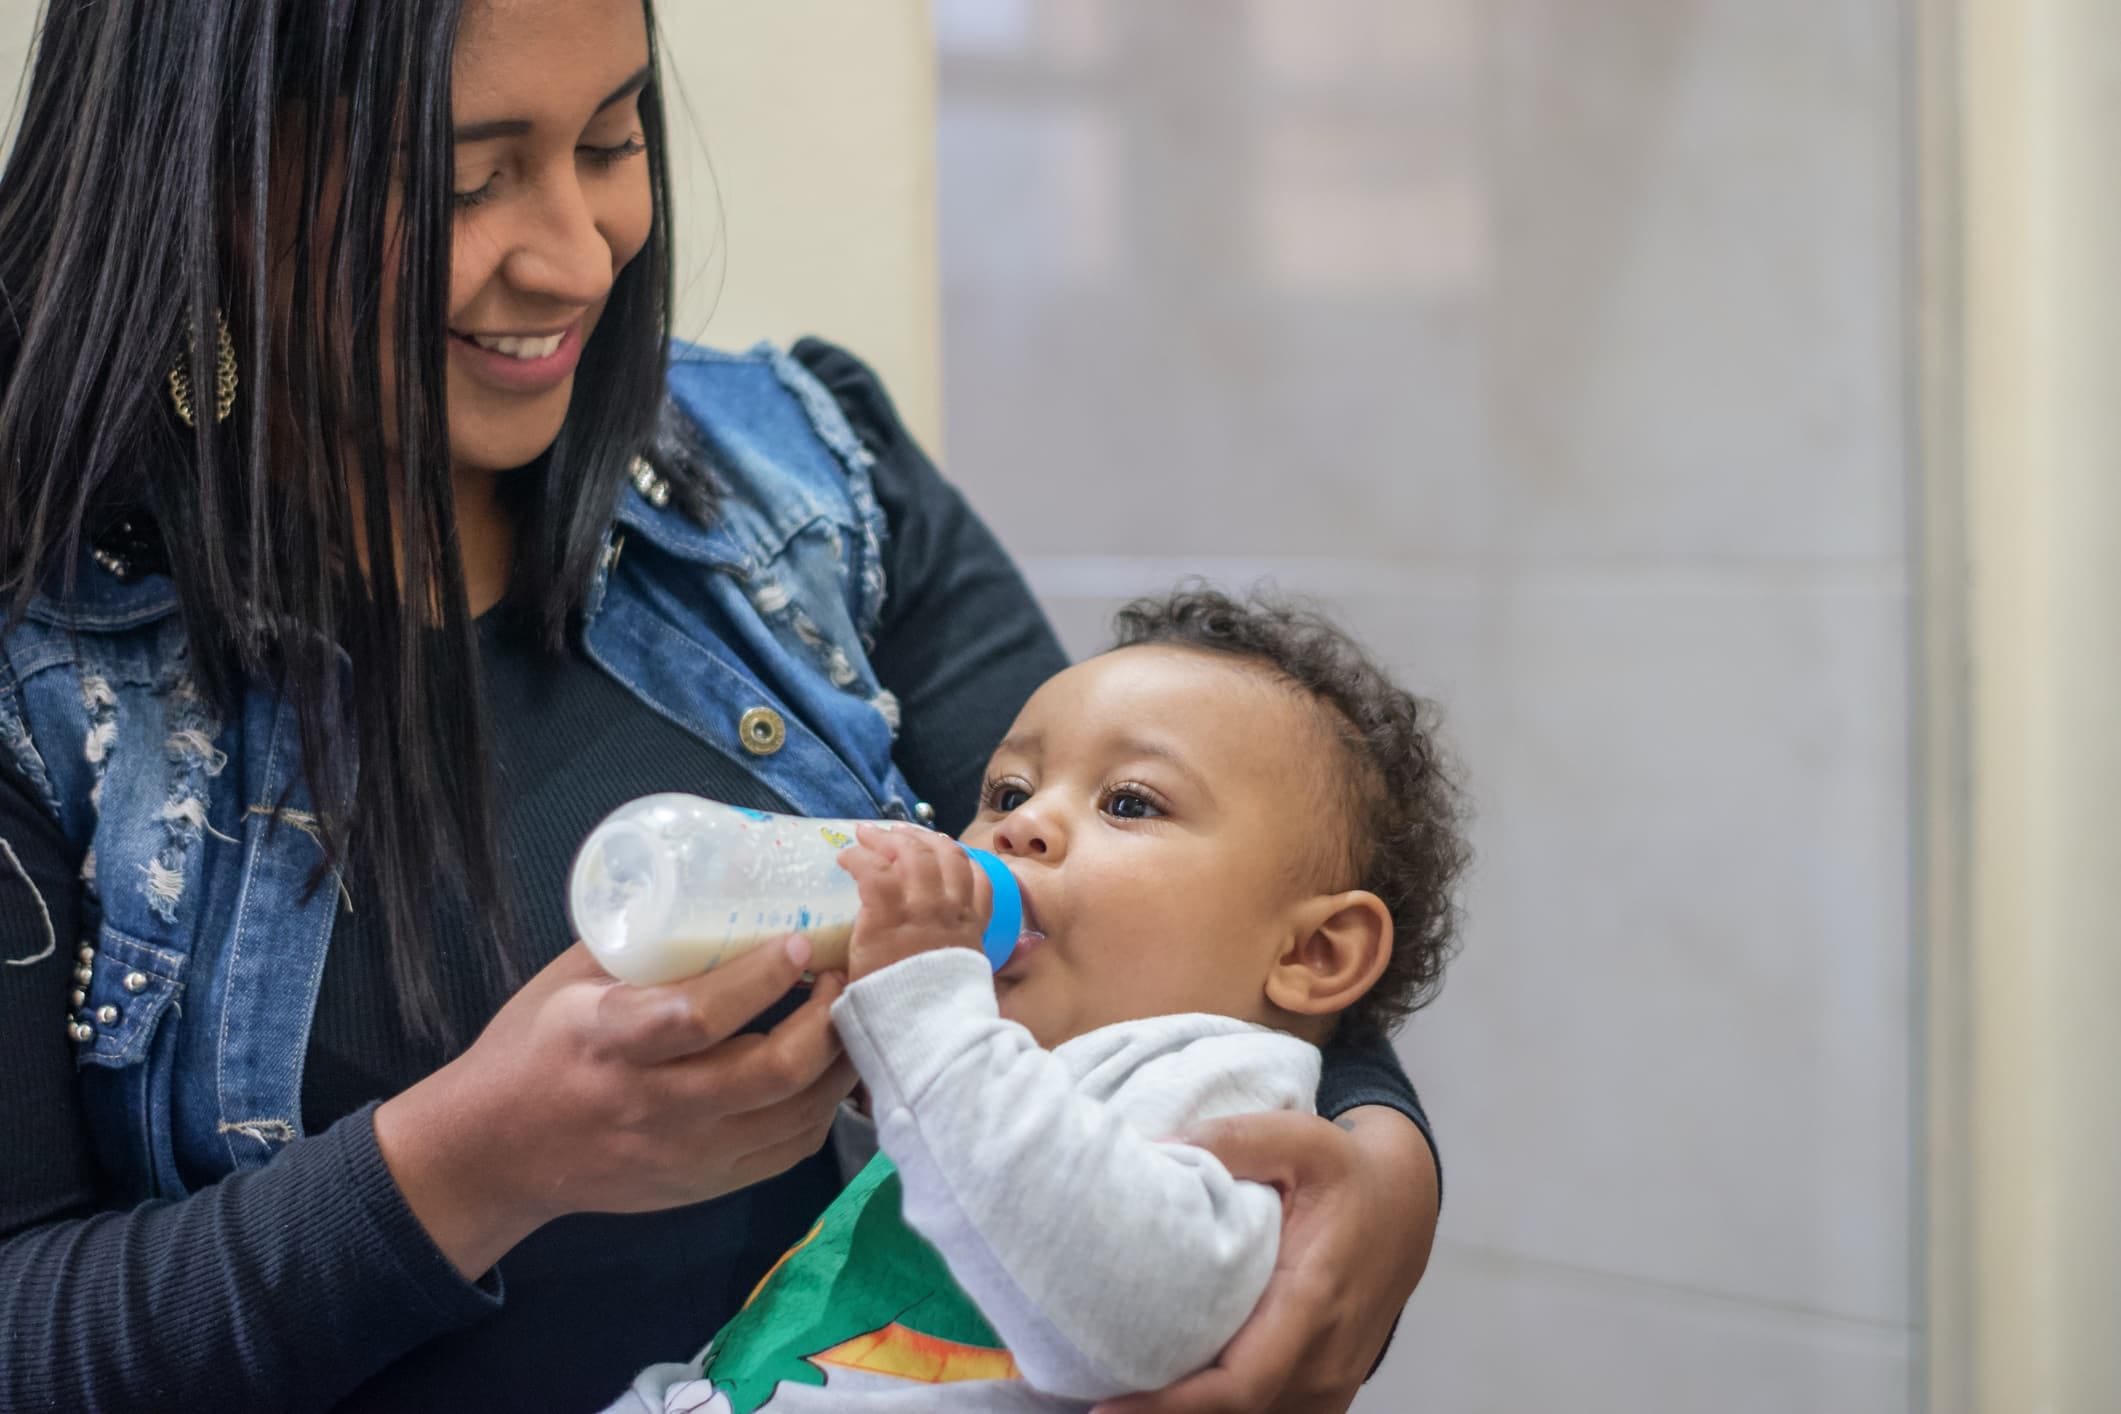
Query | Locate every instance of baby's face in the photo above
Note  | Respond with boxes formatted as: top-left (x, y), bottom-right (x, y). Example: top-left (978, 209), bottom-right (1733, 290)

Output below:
top-left (960, 645), bottom-right (1341, 1049)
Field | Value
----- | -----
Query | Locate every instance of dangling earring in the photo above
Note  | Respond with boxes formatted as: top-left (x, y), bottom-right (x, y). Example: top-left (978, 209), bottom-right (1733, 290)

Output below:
top-left (168, 311), bottom-right (238, 427)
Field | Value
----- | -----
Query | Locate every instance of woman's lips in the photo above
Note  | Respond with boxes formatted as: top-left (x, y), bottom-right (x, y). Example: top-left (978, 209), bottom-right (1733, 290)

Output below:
top-left (448, 321), bottom-right (584, 394)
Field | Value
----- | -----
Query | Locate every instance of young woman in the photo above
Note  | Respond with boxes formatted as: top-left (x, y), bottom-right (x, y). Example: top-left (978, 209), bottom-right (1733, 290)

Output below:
top-left (0, 1), bottom-right (1441, 1409)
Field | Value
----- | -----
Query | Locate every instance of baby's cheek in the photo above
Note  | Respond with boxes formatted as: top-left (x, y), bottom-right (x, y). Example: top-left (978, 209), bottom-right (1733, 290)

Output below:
top-left (996, 975), bottom-right (1069, 1049)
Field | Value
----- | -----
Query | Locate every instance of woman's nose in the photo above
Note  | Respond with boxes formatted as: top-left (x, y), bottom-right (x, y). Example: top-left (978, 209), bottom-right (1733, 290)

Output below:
top-left (504, 178), bottom-right (615, 309)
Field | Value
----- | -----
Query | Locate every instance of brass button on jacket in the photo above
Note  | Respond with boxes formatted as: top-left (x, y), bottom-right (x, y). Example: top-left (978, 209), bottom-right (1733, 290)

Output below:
top-left (738, 707), bottom-right (787, 756)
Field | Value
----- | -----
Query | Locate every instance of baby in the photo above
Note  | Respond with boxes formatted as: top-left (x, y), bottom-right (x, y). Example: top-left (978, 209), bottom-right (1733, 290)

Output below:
top-left (612, 588), bottom-right (1467, 1413)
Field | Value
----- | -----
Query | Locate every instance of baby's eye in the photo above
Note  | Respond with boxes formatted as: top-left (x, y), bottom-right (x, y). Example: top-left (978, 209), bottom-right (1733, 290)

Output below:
top-left (983, 778), bottom-right (1032, 813)
top-left (1103, 789), bottom-right (1163, 821)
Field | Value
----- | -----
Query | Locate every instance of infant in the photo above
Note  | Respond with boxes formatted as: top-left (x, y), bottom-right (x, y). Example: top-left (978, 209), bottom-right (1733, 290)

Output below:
top-left (611, 587), bottom-right (1466, 1413)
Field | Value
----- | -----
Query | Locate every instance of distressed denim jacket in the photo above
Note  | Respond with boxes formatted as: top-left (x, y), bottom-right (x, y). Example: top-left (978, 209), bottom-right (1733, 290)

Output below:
top-left (0, 343), bottom-right (920, 1203)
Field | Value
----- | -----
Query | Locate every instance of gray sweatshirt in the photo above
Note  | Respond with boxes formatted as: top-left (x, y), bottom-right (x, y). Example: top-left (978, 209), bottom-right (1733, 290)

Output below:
top-left (612, 947), bottom-right (1321, 1412)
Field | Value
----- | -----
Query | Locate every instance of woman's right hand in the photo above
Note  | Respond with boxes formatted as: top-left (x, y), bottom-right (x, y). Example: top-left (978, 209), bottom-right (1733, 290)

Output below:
top-left (373, 934), bottom-right (854, 1279)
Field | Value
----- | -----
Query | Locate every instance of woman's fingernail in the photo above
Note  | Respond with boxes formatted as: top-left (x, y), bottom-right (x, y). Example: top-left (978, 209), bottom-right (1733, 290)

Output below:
top-left (785, 934), bottom-right (814, 969)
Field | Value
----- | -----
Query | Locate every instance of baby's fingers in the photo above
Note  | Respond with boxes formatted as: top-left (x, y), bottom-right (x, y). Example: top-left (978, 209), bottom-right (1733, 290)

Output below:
top-left (839, 846), bottom-right (908, 914)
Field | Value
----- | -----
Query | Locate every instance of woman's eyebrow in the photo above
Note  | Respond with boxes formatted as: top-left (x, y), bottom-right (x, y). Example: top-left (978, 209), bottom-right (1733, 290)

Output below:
top-left (453, 64), bottom-right (653, 144)
top-left (594, 64), bottom-right (654, 114)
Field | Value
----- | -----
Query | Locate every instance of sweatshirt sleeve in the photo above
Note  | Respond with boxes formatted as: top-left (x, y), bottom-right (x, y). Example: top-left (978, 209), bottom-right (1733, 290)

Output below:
top-left (830, 950), bottom-right (1319, 1401)
top-left (0, 1104), bottom-right (503, 1413)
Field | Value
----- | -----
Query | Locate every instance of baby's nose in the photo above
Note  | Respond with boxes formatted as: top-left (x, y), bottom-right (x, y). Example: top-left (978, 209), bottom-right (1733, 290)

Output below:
top-left (995, 815), bottom-right (1053, 858)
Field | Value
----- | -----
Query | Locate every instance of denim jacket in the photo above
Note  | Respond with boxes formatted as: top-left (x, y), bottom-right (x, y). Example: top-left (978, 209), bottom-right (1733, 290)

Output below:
top-left (0, 342), bottom-right (920, 1203)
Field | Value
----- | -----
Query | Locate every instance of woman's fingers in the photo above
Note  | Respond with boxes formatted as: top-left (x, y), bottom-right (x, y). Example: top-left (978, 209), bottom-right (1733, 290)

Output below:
top-left (722, 1114), bottom-right (856, 1193)
top-left (712, 1044), bottom-right (860, 1157)
top-left (1093, 1230), bottom-right (1349, 1412)
top-left (599, 932), bottom-right (815, 1065)
top-left (1093, 1118), bottom-right (1337, 1414)
top-left (678, 969), bottom-right (850, 1112)
top-left (1175, 1110), bottom-right (1330, 1195)
top-left (1102, 1348), bottom-right (1298, 1407)
top-left (541, 938), bottom-right (621, 988)
top-left (1108, 1108), bottom-right (1432, 1414)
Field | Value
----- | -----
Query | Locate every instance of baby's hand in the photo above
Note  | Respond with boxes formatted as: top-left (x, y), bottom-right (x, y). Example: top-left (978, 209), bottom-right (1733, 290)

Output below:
top-left (838, 822), bottom-right (994, 981)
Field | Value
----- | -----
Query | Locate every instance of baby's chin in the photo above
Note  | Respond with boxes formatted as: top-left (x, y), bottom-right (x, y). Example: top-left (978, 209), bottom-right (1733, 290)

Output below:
top-left (994, 978), bottom-right (1068, 1049)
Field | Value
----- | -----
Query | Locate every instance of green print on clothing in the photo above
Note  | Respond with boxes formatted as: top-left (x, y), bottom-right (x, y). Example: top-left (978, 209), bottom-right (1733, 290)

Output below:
top-left (699, 1153), bottom-right (1018, 1413)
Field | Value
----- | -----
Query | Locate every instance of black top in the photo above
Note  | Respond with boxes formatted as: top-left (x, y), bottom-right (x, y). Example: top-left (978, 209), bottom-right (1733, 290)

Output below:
top-left (0, 340), bottom-right (1432, 1413)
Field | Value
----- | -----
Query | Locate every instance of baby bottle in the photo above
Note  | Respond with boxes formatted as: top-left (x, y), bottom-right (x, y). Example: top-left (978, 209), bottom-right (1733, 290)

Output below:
top-left (569, 793), bottom-right (1023, 986)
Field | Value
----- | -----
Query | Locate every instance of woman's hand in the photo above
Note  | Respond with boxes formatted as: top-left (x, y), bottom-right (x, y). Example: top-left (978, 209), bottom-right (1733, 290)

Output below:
top-left (1095, 1106), bottom-right (1439, 1414)
top-left (837, 822), bottom-right (992, 980)
top-left (374, 934), bottom-right (857, 1279)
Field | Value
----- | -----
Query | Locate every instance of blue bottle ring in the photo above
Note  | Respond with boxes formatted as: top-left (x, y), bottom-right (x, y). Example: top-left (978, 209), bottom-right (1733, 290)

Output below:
top-left (961, 846), bottom-right (1022, 971)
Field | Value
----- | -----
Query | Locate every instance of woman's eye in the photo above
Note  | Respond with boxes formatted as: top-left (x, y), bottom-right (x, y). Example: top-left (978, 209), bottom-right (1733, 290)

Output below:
top-left (452, 178), bottom-right (499, 210)
top-left (580, 135), bottom-right (648, 167)
top-left (1104, 791), bottom-right (1160, 820)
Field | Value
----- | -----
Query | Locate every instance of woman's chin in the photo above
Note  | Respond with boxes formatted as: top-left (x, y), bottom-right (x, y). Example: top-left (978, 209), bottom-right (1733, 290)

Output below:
top-left (448, 393), bottom-right (574, 474)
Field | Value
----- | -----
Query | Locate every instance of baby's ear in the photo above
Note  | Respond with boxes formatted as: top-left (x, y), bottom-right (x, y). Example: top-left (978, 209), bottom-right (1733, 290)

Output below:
top-left (1264, 891), bottom-right (1393, 1022)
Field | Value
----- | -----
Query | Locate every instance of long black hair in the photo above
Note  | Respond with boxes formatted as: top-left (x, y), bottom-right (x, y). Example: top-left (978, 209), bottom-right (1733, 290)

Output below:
top-left (0, 0), bottom-right (675, 1037)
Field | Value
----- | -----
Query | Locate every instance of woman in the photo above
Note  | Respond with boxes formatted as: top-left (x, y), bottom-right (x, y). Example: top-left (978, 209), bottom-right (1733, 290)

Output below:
top-left (0, 1), bottom-right (1441, 1409)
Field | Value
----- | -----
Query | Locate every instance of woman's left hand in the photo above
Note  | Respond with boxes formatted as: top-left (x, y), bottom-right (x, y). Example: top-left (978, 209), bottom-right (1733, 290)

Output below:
top-left (1093, 1105), bottom-right (1439, 1414)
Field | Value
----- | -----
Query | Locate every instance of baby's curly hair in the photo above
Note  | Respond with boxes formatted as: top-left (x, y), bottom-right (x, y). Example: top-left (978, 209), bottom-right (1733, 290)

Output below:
top-left (1111, 586), bottom-right (1469, 1042)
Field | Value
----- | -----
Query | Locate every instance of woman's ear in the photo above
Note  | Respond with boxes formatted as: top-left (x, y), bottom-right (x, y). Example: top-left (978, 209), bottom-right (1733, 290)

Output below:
top-left (1264, 890), bottom-right (1393, 1022)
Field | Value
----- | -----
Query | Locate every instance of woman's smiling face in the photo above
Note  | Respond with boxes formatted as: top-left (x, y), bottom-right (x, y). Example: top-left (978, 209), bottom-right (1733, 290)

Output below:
top-left (414, 0), bottom-right (655, 473)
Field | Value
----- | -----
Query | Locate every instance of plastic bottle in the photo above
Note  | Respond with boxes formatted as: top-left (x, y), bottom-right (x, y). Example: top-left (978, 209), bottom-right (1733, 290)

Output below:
top-left (569, 793), bottom-right (1023, 986)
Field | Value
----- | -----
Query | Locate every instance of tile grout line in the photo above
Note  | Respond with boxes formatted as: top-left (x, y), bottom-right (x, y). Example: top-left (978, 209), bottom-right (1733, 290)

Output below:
top-left (1017, 553), bottom-right (1913, 597)
top-left (1428, 1237), bottom-right (1916, 1336)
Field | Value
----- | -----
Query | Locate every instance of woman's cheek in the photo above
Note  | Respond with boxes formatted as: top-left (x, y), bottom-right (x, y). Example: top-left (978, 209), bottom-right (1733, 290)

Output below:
top-left (447, 227), bottom-right (507, 320)
top-left (604, 167), bottom-right (654, 271)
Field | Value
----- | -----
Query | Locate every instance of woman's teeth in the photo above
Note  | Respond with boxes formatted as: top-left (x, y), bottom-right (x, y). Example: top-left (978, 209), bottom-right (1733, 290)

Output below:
top-left (466, 332), bottom-right (564, 360)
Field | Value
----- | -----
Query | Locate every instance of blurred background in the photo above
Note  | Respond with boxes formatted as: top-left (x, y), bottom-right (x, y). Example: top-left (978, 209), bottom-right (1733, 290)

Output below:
top-left (934, 7), bottom-right (1915, 1410)
top-left (647, 3), bottom-right (2116, 1410)
top-left (5, 0), bottom-right (2113, 1409)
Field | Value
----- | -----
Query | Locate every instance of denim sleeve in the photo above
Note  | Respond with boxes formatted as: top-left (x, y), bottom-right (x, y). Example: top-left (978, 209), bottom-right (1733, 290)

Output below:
top-left (0, 761), bottom-right (501, 1411)
top-left (792, 338), bottom-right (1070, 837)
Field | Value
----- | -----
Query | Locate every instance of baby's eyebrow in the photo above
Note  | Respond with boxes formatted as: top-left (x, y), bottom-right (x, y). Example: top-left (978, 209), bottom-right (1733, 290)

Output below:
top-left (1108, 736), bottom-right (1213, 798)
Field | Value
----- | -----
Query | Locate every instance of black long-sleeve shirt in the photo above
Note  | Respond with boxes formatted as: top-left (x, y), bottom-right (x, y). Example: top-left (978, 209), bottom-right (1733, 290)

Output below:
top-left (0, 340), bottom-right (1431, 1412)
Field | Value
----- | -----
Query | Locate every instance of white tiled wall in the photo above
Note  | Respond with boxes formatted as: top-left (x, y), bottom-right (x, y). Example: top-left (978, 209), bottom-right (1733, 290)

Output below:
top-left (934, 2), bottom-right (1915, 1409)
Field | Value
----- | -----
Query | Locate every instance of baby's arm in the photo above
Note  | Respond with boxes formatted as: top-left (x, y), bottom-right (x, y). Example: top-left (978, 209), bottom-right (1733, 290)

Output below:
top-left (831, 827), bottom-right (1320, 1402)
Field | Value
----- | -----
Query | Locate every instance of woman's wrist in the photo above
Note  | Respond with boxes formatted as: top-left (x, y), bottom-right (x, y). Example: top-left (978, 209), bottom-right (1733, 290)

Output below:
top-left (373, 1068), bottom-right (546, 1280)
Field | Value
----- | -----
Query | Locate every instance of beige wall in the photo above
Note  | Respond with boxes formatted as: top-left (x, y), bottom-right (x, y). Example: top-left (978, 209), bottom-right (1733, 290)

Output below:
top-left (1941, 1), bottom-right (2121, 1408)
top-left (0, 0), bottom-right (944, 450)
top-left (659, 0), bottom-right (941, 449)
